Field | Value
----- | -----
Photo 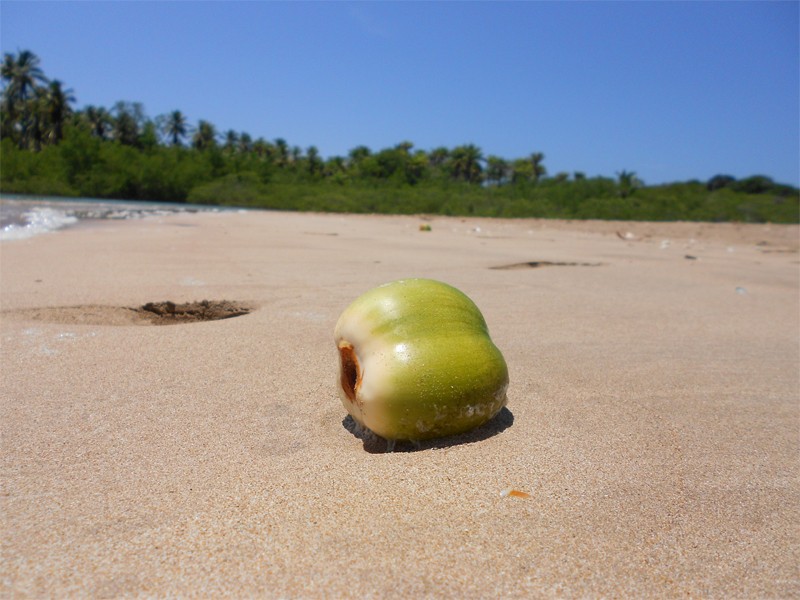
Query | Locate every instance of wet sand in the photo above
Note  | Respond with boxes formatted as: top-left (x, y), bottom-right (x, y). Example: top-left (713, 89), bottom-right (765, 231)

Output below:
top-left (1, 211), bottom-right (798, 597)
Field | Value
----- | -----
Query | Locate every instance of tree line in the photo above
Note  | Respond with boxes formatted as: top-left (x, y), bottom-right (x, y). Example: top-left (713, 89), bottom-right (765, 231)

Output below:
top-left (0, 51), bottom-right (552, 186)
top-left (1, 50), bottom-right (797, 223)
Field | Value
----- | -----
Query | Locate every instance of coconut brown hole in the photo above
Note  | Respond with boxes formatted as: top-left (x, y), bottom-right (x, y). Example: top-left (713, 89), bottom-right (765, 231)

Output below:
top-left (338, 342), bottom-right (361, 403)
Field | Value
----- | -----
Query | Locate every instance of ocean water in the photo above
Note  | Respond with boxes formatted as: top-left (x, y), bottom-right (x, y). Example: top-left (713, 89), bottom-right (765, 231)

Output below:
top-left (0, 195), bottom-right (235, 241)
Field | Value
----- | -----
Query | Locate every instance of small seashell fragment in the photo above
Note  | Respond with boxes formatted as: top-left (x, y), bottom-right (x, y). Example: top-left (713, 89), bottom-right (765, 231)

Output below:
top-left (500, 488), bottom-right (531, 499)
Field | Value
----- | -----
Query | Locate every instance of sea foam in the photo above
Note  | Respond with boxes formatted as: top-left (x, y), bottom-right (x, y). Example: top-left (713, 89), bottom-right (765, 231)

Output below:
top-left (0, 196), bottom-right (235, 241)
top-left (0, 206), bottom-right (79, 241)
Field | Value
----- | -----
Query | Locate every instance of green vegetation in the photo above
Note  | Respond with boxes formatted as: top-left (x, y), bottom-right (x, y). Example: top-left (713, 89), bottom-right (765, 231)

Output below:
top-left (2, 50), bottom-right (797, 223)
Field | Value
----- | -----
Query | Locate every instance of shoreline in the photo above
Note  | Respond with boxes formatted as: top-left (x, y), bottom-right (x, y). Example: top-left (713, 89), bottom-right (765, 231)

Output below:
top-left (3, 193), bottom-right (799, 247)
top-left (0, 195), bottom-right (242, 241)
top-left (2, 210), bottom-right (798, 597)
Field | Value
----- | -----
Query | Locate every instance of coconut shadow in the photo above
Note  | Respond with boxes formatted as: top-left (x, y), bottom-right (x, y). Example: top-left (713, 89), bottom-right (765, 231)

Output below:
top-left (342, 407), bottom-right (514, 454)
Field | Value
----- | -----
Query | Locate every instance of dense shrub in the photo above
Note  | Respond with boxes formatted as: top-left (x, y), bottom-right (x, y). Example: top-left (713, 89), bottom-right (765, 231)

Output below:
top-left (2, 127), bottom-right (798, 223)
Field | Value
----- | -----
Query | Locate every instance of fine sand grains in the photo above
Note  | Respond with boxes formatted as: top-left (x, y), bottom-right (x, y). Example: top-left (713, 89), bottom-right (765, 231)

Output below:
top-left (1, 212), bottom-right (798, 598)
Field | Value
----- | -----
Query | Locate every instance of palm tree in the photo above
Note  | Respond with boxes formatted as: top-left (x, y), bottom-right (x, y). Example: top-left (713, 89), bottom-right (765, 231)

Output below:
top-left (274, 137), bottom-right (289, 166)
top-left (40, 80), bottom-right (75, 145)
top-left (616, 170), bottom-right (641, 198)
top-left (486, 155), bottom-right (509, 186)
top-left (449, 144), bottom-right (484, 183)
top-left (348, 145), bottom-right (371, 164)
top-left (139, 119), bottom-right (159, 150)
top-left (252, 137), bottom-right (274, 160)
top-left (346, 145), bottom-right (371, 177)
top-left (1, 55), bottom-right (16, 116)
top-left (707, 174), bottom-right (735, 191)
top-left (394, 140), bottom-right (413, 154)
top-left (290, 145), bottom-right (302, 165)
top-left (428, 146), bottom-right (449, 168)
top-left (192, 120), bottom-right (217, 150)
top-left (222, 129), bottom-right (238, 154)
top-left (529, 152), bottom-right (546, 182)
top-left (163, 110), bottom-right (188, 146)
top-left (1, 50), bottom-right (48, 146)
top-left (324, 155), bottom-right (347, 178)
top-left (511, 158), bottom-right (533, 184)
top-left (113, 110), bottom-right (139, 146)
top-left (111, 101), bottom-right (145, 146)
top-left (27, 86), bottom-right (48, 150)
top-left (407, 150), bottom-right (429, 184)
top-left (1, 50), bottom-right (47, 109)
top-left (238, 132), bottom-right (252, 154)
top-left (307, 145), bottom-right (322, 175)
top-left (82, 105), bottom-right (113, 140)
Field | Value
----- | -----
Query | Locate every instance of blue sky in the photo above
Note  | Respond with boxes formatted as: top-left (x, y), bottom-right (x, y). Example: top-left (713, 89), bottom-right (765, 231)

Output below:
top-left (2, 1), bottom-right (798, 186)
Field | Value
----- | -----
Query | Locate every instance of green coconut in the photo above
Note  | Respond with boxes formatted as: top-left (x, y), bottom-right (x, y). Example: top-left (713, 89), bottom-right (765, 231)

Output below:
top-left (334, 278), bottom-right (509, 444)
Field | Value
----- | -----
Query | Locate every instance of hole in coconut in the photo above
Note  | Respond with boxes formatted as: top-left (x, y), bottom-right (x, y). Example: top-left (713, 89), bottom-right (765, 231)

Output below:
top-left (338, 342), bottom-right (361, 402)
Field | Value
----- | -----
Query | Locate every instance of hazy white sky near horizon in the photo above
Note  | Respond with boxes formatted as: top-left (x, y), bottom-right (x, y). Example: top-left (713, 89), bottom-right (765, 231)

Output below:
top-left (1, 1), bottom-right (798, 186)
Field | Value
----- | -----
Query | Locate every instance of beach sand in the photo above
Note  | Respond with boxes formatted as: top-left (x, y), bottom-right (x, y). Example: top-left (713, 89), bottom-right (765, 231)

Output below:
top-left (1, 210), bottom-right (798, 598)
